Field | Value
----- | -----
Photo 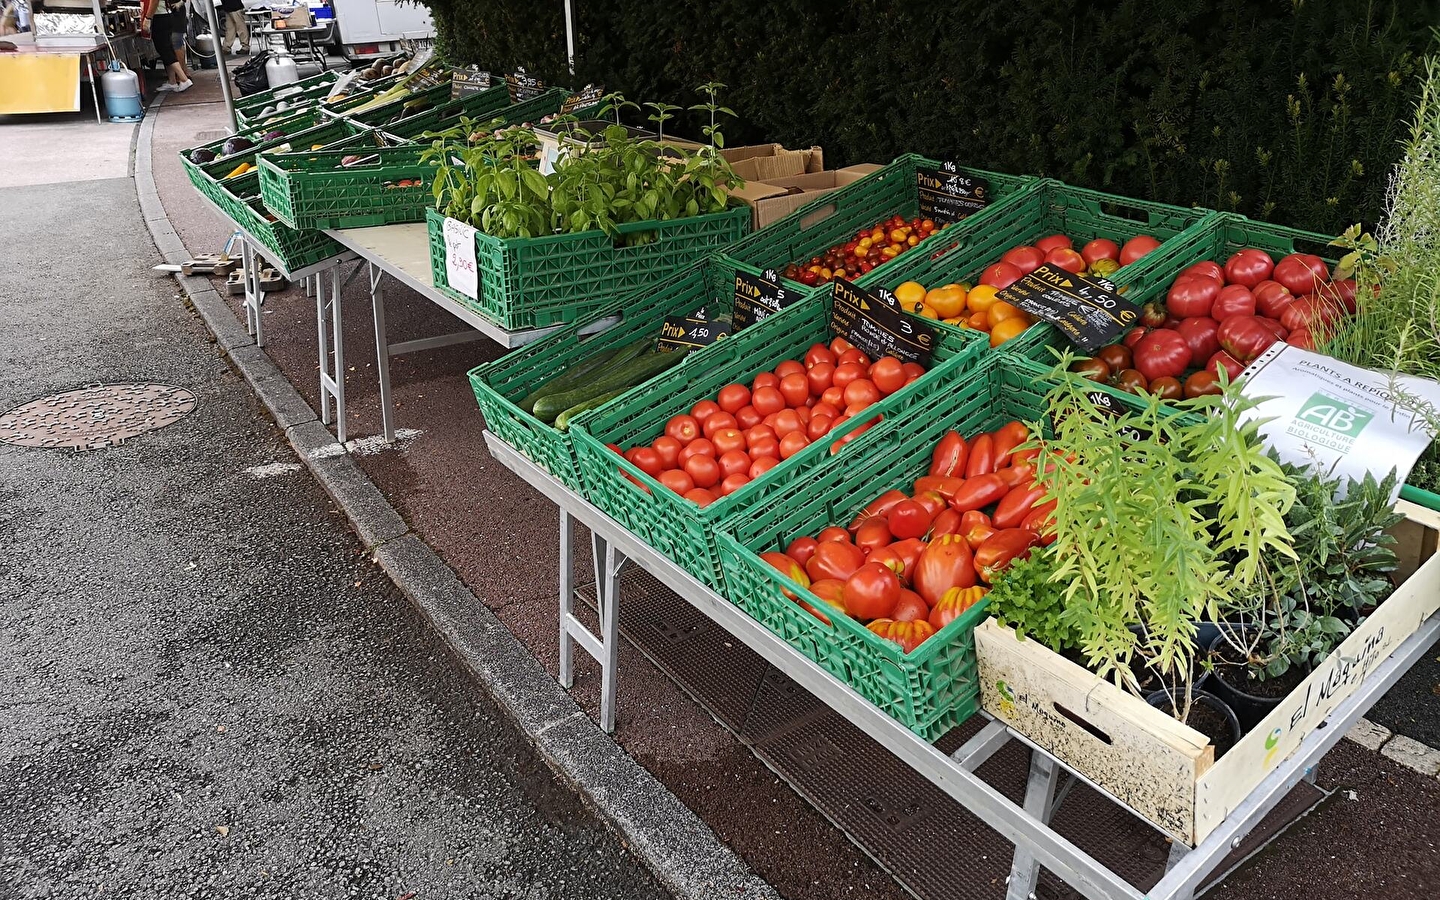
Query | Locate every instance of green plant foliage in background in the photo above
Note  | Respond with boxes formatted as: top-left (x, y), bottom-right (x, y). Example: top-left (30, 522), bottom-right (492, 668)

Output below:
top-left (417, 0), bottom-right (1437, 234)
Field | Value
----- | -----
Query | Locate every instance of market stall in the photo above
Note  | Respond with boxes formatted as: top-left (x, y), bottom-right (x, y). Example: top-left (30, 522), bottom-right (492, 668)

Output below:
top-left (0, 0), bottom-right (143, 123)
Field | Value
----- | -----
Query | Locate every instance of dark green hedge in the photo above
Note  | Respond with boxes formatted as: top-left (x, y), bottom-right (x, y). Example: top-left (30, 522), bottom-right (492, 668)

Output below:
top-left (422, 0), bottom-right (1438, 233)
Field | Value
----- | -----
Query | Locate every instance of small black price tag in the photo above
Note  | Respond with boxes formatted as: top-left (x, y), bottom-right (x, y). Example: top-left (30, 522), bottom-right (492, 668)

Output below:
top-left (658, 308), bottom-right (731, 352)
top-left (451, 69), bottom-right (492, 100)
top-left (828, 279), bottom-right (936, 367)
top-left (560, 84), bottom-right (606, 116)
top-left (996, 264), bottom-right (1140, 353)
top-left (506, 68), bottom-right (546, 104)
top-left (733, 269), bottom-right (801, 330)
top-left (917, 161), bottom-right (990, 225)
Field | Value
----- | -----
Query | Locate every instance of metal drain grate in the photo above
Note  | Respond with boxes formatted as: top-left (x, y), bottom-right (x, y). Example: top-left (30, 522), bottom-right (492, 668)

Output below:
top-left (193, 128), bottom-right (230, 141)
top-left (0, 383), bottom-right (196, 450)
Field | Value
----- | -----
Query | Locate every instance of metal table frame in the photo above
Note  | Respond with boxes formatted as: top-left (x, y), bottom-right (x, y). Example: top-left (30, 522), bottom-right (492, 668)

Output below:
top-left (483, 430), bottom-right (1440, 900)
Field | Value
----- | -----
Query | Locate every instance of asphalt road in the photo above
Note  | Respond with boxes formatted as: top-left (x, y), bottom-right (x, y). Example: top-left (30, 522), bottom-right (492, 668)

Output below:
top-left (0, 176), bottom-right (670, 899)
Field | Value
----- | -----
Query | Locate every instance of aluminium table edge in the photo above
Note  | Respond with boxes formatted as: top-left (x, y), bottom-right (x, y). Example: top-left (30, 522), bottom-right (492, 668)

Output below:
top-left (481, 430), bottom-right (1142, 900)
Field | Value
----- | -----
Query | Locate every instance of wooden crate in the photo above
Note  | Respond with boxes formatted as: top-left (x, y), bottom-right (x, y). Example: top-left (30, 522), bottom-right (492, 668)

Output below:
top-left (976, 506), bottom-right (1440, 847)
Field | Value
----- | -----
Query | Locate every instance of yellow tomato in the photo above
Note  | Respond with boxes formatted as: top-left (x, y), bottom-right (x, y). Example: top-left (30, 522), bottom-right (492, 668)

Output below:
top-left (989, 316), bottom-right (1031, 347)
top-left (917, 304), bottom-right (940, 320)
top-left (966, 284), bottom-right (1001, 315)
top-left (987, 301), bottom-right (1025, 329)
top-left (942, 316), bottom-right (966, 326)
top-left (894, 281), bottom-right (928, 307)
top-left (924, 285), bottom-right (967, 319)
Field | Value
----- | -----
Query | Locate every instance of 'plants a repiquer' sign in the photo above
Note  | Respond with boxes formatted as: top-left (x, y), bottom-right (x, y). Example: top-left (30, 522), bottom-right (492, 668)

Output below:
top-left (917, 161), bottom-right (989, 224)
top-left (733, 269), bottom-right (800, 330)
top-left (830, 278), bottom-right (935, 366)
top-left (996, 264), bottom-right (1139, 353)
top-left (560, 85), bottom-right (607, 116)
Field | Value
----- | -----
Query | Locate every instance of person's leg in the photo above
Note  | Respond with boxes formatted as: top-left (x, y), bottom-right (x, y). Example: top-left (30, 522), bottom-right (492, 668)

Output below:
top-left (223, 9), bottom-right (235, 52)
top-left (150, 12), bottom-right (181, 86)
top-left (234, 11), bottom-right (250, 52)
top-left (174, 36), bottom-right (190, 81)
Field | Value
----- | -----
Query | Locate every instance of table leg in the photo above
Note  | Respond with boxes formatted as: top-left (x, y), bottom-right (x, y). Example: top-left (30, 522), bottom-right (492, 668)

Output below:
top-left (597, 538), bottom-right (622, 733)
top-left (242, 240), bottom-right (266, 348)
top-left (558, 510), bottom-right (575, 689)
top-left (368, 263), bottom-right (396, 443)
top-left (317, 264), bottom-right (347, 443)
top-left (1006, 751), bottom-right (1063, 900)
top-left (87, 53), bottom-right (102, 124)
top-left (1161, 841), bottom-right (1197, 900)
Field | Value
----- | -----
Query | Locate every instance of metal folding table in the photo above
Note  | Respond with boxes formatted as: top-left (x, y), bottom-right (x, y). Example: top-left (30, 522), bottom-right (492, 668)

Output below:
top-left (482, 428), bottom-right (1440, 900)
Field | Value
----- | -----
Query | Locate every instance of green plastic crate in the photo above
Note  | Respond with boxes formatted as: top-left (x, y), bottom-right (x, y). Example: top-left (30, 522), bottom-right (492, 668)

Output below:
top-left (382, 85), bottom-right (568, 142)
top-left (236, 80), bottom-right (377, 128)
top-left (234, 71), bottom-right (338, 119)
top-left (469, 260), bottom-right (737, 490)
top-left (425, 202), bottom-right (752, 330)
top-left (717, 153), bottom-right (1037, 302)
top-left (854, 178), bottom-right (1219, 367)
top-left (714, 354), bottom-right (1069, 739)
top-left (569, 283), bottom-right (990, 589)
top-left (180, 114), bottom-right (355, 213)
top-left (342, 81), bottom-right (456, 131)
top-left (218, 173), bottom-right (345, 272)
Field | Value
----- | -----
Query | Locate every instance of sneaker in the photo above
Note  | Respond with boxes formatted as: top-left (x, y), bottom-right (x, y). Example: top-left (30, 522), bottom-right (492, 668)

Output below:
top-left (175, 79), bottom-right (193, 93)
top-left (156, 82), bottom-right (177, 91)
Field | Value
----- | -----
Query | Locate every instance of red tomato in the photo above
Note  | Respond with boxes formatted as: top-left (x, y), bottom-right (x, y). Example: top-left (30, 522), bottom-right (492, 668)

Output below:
top-left (1122, 326), bottom-right (1149, 349)
top-left (965, 433), bottom-right (996, 478)
top-left (848, 489), bottom-right (909, 532)
top-left (652, 435), bottom-right (682, 469)
top-left (1044, 247), bottom-right (1086, 274)
top-left (1000, 245), bottom-right (1046, 275)
top-left (869, 357), bottom-right (907, 395)
top-left (843, 563), bottom-right (902, 620)
top-left (772, 408), bottom-right (804, 437)
top-left (929, 586), bottom-right (988, 630)
top-left (929, 508), bottom-right (963, 539)
top-left (748, 436), bottom-right (780, 460)
top-left (892, 590), bottom-right (929, 623)
top-left (658, 469), bottom-right (694, 495)
top-left (719, 473), bottom-right (751, 496)
top-left (1175, 316), bottom-right (1220, 364)
top-left (683, 454), bottom-right (720, 489)
top-left (717, 383), bottom-right (751, 414)
top-left (701, 412), bottom-right (738, 439)
top-left (866, 618), bottom-right (936, 653)
top-left (832, 362), bottom-right (868, 390)
top-left (811, 401), bottom-right (840, 421)
top-left (1217, 315), bottom-right (1279, 363)
top-left (786, 536), bottom-right (819, 567)
top-left (1320, 278), bottom-right (1358, 313)
top-left (1182, 260), bottom-right (1225, 283)
top-left (759, 551), bottom-right (809, 599)
top-left (1207, 350), bottom-right (1245, 381)
top-left (751, 386), bottom-right (786, 416)
top-left (993, 482), bottom-right (1048, 529)
top-left (1280, 295), bottom-right (1344, 334)
top-left (1224, 248), bottom-right (1274, 287)
top-left (691, 399), bottom-right (721, 423)
top-left (819, 385), bottom-right (846, 409)
top-left (912, 534), bottom-right (977, 606)
top-left (929, 430), bottom-right (969, 477)
top-left (887, 499), bottom-right (934, 540)
top-left (716, 450), bottom-right (752, 479)
top-left (974, 528), bottom-right (1040, 583)
top-left (711, 428), bottom-right (746, 456)
top-left (779, 431), bottom-right (810, 459)
top-left (734, 405), bottom-right (762, 430)
top-left (818, 525), bottom-right (851, 543)
top-left (829, 336), bottom-right (854, 357)
top-left (806, 362), bottom-right (835, 396)
top-left (950, 472), bottom-right (1009, 513)
top-left (749, 456), bottom-right (779, 478)
top-left (1120, 235), bottom-right (1162, 265)
top-left (665, 415), bottom-right (700, 443)
top-left (677, 437), bottom-right (716, 463)
top-left (1273, 253), bottom-right (1329, 295)
top-left (751, 371), bottom-right (780, 392)
top-left (1256, 317), bottom-right (1288, 341)
top-left (838, 349), bottom-right (871, 368)
top-left (1184, 370), bottom-right (1223, 399)
top-left (1286, 328), bottom-right (1314, 350)
top-left (683, 488), bottom-right (717, 508)
top-left (778, 372), bottom-right (810, 407)
top-left (746, 423), bottom-right (777, 443)
top-left (807, 414), bottom-right (834, 441)
top-left (804, 343), bottom-right (837, 368)
top-left (1166, 274), bottom-right (1222, 318)
top-left (843, 379), bottom-right (881, 408)
top-left (981, 261), bottom-right (1024, 289)
top-left (855, 518), bottom-right (894, 555)
top-left (1211, 284), bottom-right (1256, 321)
top-left (1132, 328), bottom-right (1193, 381)
top-left (806, 540), bottom-right (866, 583)
top-left (991, 420), bottom-right (1030, 465)
top-left (1081, 238), bottom-right (1120, 266)
top-left (628, 446), bottom-right (663, 478)
top-left (1034, 234), bottom-right (1073, 254)
top-left (1252, 280), bottom-right (1295, 319)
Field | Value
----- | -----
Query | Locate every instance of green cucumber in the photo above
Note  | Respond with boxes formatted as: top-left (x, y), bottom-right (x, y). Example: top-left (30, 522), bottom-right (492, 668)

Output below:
top-left (533, 349), bottom-right (687, 424)
top-left (519, 338), bottom-right (649, 414)
top-left (554, 388), bottom-right (629, 431)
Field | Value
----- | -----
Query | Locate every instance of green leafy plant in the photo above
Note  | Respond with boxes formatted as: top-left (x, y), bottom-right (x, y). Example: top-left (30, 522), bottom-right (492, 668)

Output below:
top-left (644, 101), bottom-right (681, 141)
top-left (986, 547), bottom-right (1083, 655)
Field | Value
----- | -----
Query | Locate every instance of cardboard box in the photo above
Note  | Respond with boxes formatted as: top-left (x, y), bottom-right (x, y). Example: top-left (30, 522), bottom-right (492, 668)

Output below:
top-left (722, 143), bottom-right (825, 181)
top-left (728, 163), bottom-right (884, 230)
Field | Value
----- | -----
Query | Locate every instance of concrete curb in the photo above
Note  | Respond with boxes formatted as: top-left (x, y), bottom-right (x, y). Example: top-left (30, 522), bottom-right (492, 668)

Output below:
top-left (135, 89), bottom-right (783, 900)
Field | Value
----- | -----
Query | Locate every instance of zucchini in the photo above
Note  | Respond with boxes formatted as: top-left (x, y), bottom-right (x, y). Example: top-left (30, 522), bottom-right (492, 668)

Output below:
top-left (519, 338), bottom-right (648, 414)
top-left (554, 388), bottom-right (629, 431)
top-left (533, 349), bottom-right (687, 424)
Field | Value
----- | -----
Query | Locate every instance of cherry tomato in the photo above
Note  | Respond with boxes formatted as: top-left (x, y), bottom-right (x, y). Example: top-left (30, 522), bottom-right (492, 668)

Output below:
top-left (779, 372), bottom-right (810, 407)
top-left (779, 430), bottom-right (811, 459)
top-left (665, 415), bottom-right (700, 443)
top-left (691, 399), bottom-right (721, 423)
top-left (751, 386), bottom-right (786, 416)
top-left (717, 383), bottom-right (751, 414)
top-left (870, 357), bottom-right (906, 395)
top-left (683, 454), bottom-right (720, 489)
top-left (652, 435), bottom-right (682, 469)
top-left (658, 469), bottom-right (694, 495)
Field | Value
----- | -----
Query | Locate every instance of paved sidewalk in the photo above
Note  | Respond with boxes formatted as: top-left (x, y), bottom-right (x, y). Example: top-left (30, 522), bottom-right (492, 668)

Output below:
top-left (0, 146), bottom-right (669, 898)
top-left (142, 71), bottom-right (1440, 900)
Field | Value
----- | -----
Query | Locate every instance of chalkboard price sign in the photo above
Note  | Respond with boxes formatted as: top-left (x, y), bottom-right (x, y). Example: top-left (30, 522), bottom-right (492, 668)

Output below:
top-left (506, 68), bottom-right (546, 104)
top-left (829, 279), bottom-right (935, 367)
top-left (916, 161), bottom-right (990, 225)
top-left (658, 309), bottom-right (731, 352)
top-left (733, 269), bottom-right (801, 330)
top-left (451, 69), bottom-right (492, 100)
top-left (560, 84), bottom-right (606, 116)
top-left (995, 264), bottom-right (1141, 353)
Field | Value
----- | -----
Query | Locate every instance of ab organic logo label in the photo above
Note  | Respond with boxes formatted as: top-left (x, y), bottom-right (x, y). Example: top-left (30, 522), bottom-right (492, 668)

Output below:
top-left (1287, 391), bottom-right (1374, 453)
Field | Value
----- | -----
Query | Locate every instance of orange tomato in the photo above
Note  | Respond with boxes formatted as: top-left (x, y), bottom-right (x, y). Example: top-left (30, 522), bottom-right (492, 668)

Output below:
top-left (989, 316), bottom-right (1031, 347)
top-left (987, 301), bottom-right (1025, 329)
top-left (894, 281), bottom-right (927, 307)
top-left (966, 284), bottom-right (1001, 314)
top-left (925, 285), bottom-right (967, 318)
top-left (917, 305), bottom-right (940, 320)
top-left (968, 311), bottom-right (990, 330)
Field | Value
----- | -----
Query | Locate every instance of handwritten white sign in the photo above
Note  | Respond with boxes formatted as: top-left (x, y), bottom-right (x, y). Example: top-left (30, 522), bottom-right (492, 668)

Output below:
top-left (442, 217), bottom-right (479, 300)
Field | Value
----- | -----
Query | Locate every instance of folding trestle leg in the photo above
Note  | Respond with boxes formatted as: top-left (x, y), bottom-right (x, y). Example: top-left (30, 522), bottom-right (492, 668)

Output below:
top-left (557, 510), bottom-right (622, 732)
top-left (316, 263), bottom-right (346, 443)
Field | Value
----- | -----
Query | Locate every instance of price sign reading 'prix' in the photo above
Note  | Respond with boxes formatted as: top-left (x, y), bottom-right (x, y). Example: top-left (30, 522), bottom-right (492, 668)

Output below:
top-left (916, 161), bottom-right (990, 225)
top-left (560, 84), bottom-right (606, 116)
top-left (657, 309), bottom-right (731, 352)
top-left (451, 69), bottom-right (492, 100)
top-left (506, 69), bottom-right (546, 104)
top-left (829, 279), bottom-right (935, 367)
top-left (733, 269), bottom-right (801, 330)
top-left (996, 264), bottom-right (1141, 353)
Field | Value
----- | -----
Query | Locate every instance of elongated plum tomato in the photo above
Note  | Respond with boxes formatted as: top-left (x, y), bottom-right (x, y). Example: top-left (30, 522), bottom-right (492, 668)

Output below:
top-left (1119, 235), bottom-right (1161, 265)
top-left (1224, 248), bottom-right (1274, 287)
top-left (843, 562), bottom-right (902, 620)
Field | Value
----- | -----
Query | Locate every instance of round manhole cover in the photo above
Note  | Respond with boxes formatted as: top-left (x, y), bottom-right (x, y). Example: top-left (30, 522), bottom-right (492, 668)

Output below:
top-left (0, 383), bottom-right (197, 450)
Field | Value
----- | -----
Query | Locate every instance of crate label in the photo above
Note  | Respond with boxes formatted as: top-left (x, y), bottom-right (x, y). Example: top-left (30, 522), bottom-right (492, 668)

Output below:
top-left (917, 161), bottom-right (989, 224)
top-left (560, 84), bottom-right (606, 116)
top-left (733, 268), bottom-right (801, 330)
top-left (506, 68), bottom-right (547, 104)
top-left (451, 69), bottom-right (492, 100)
top-left (657, 309), bottom-right (730, 352)
top-left (996, 264), bottom-right (1139, 353)
top-left (829, 278), bottom-right (935, 366)
top-left (442, 217), bottom-right (479, 300)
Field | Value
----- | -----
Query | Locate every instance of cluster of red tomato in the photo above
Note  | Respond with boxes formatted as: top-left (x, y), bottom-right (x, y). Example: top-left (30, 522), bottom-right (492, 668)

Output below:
top-left (781, 214), bottom-right (942, 286)
top-left (758, 423), bottom-right (1055, 654)
top-left (974, 232), bottom-right (1163, 289)
top-left (1072, 249), bottom-right (1355, 399)
top-left (610, 337), bottom-right (927, 508)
